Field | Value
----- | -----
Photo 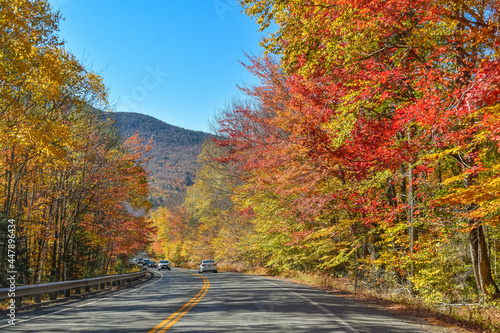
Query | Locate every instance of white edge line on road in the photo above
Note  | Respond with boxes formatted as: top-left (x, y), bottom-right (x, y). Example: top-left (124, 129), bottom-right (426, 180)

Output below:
top-left (252, 276), bottom-right (359, 333)
top-left (0, 270), bottom-right (164, 329)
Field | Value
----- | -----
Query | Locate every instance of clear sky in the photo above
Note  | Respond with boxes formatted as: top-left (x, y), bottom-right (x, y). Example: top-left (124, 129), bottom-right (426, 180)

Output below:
top-left (49, 0), bottom-right (265, 133)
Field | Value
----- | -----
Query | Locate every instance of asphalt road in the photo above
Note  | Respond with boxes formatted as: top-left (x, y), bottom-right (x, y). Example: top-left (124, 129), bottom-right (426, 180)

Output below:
top-left (0, 268), bottom-right (439, 332)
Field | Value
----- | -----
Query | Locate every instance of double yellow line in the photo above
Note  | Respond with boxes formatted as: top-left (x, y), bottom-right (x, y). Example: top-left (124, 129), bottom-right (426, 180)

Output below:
top-left (148, 273), bottom-right (210, 333)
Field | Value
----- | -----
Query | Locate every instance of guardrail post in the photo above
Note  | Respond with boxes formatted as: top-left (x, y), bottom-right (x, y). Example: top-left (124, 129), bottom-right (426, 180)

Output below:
top-left (99, 283), bottom-right (105, 290)
top-left (34, 294), bottom-right (41, 303)
top-left (75, 287), bottom-right (81, 294)
top-left (64, 289), bottom-right (70, 297)
top-left (85, 286), bottom-right (91, 293)
top-left (50, 292), bottom-right (57, 300)
top-left (15, 297), bottom-right (21, 307)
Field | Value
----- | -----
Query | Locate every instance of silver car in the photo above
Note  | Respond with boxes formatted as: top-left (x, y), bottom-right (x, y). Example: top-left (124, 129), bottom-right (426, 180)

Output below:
top-left (158, 260), bottom-right (171, 270)
top-left (198, 260), bottom-right (217, 273)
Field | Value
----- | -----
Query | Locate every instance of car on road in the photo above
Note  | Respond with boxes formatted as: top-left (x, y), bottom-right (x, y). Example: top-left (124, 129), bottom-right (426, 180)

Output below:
top-left (198, 260), bottom-right (217, 273)
top-left (143, 259), bottom-right (150, 266)
top-left (158, 260), bottom-right (171, 270)
top-left (148, 260), bottom-right (156, 268)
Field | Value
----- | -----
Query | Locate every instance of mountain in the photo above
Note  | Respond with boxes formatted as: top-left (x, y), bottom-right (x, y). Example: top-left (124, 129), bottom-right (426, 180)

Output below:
top-left (103, 111), bottom-right (212, 208)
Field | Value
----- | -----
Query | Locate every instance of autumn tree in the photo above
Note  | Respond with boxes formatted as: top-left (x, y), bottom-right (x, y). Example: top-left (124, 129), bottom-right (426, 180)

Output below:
top-left (0, 0), bottom-right (152, 285)
top-left (233, 0), bottom-right (500, 296)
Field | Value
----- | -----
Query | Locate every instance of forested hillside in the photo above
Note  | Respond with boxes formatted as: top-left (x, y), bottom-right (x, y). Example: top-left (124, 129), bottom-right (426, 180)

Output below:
top-left (103, 112), bottom-right (212, 208)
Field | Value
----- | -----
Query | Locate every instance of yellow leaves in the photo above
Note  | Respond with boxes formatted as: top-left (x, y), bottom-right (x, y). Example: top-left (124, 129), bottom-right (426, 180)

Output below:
top-left (0, 1), bottom-right (113, 169)
top-left (0, 0), bottom-right (105, 111)
top-left (428, 102), bottom-right (500, 226)
top-left (321, 106), bottom-right (357, 149)
top-left (437, 165), bottom-right (500, 226)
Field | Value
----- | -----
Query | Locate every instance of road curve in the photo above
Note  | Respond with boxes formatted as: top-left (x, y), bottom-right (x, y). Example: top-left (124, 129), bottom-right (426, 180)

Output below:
top-left (1, 268), bottom-right (436, 332)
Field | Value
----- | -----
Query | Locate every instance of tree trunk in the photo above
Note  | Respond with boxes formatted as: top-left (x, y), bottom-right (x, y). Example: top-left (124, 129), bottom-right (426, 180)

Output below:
top-left (407, 160), bottom-right (415, 279)
top-left (463, 159), bottom-right (499, 296)
top-left (469, 220), bottom-right (499, 296)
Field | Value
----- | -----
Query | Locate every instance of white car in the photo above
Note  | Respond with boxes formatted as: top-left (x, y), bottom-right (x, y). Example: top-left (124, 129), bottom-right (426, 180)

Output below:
top-left (198, 260), bottom-right (217, 273)
top-left (158, 260), bottom-right (171, 270)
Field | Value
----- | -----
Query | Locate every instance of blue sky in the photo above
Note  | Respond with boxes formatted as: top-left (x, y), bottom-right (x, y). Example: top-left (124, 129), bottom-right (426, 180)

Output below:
top-left (49, 0), bottom-right (265, 132)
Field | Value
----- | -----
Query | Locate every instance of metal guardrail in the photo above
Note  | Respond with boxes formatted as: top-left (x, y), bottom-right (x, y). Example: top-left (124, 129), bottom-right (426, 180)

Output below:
top-left (0, 268), bottom-right (147, 307)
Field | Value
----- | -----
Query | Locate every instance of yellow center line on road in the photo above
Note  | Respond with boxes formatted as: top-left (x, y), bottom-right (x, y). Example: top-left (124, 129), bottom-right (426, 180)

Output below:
top-left (148, 272), bottom-right (210, 333)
